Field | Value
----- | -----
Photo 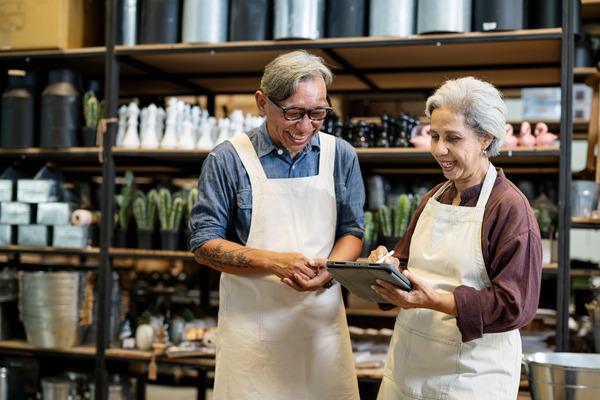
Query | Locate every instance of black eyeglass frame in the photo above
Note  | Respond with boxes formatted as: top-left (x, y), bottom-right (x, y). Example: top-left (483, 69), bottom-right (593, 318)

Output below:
top-left (266, 95), bottom-right (333, 121)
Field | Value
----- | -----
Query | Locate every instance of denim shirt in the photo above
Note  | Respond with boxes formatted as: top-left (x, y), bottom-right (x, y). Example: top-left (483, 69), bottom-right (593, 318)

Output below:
top-left (189, 121), bottom-right (365, 252)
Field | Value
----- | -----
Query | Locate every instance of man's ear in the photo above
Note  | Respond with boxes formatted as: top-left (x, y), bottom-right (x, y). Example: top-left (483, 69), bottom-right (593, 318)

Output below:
top-left (255, 91), bottom-right (267, 117)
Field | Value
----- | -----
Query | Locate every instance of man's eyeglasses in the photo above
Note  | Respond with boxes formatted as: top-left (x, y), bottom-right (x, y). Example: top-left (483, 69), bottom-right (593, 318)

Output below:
top-left (267, 95), bottom-right (333, 121)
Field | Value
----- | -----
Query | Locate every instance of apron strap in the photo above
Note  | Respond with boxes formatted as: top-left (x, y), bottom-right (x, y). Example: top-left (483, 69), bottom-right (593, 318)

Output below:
top-left (475, 163), bottom-right (497, 208)
top-left (317, 132), bottom-right (336, 177)
top-left (229, 133), bottom-right (267, 182)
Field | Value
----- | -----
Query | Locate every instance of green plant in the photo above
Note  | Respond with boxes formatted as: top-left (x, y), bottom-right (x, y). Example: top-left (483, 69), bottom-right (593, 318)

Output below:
top-left (133, 188), bottom-right (159, 230)
top-left (533, 206), bottom-right (552, 238)
top-left (378, 204), bottom-right (392, 237)
top-left (114, 171), bottom-right (134, 229)
top-left (83, 90), bottom-right (99, 128)
top-left (394, 194), bottom-right (411, 237)
top-left (158, 188), bottom-right (186, 231)
top-left (364, 211), bottom-right (374, 241)
top-left (184, 188), bottom-right (198, 229)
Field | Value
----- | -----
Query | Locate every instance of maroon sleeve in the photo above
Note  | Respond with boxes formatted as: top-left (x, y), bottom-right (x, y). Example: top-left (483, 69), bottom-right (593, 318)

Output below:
top-left (454, 171), bottom-right (543, 342)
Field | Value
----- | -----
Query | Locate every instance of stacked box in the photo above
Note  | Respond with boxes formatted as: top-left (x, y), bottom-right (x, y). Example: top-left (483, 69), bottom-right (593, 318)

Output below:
top-left (522, 87), bottom-right (561, 120)
top-left (17, 225), bottom-right (51, 247)
top-left (37, 203), bottom-right (71, 226)
top-left (0, 202), bottom-right (34, 225)
top-left (53, 226), bottom-right (97, 249)
top-left (17, 180), bottom-right (60, 203)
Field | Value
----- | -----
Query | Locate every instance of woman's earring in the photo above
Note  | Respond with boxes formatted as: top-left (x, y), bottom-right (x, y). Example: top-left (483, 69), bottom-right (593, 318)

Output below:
top-left (482, 149), bottom-right (488, 157)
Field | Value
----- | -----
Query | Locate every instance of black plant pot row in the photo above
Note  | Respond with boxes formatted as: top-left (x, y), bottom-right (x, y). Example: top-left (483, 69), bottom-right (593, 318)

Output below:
top-left (112, 227), bottom-right (191, 252)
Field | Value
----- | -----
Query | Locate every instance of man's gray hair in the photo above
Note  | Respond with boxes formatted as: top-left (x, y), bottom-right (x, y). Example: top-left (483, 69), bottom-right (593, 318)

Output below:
top-left (425, 76), bottom-right (507, 157)
top-left (260, 50), bottom-right (333, 101)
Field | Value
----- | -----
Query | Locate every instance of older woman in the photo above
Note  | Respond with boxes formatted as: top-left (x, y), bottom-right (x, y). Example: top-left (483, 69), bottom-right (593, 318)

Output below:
top-left (370, 77), bottom-right (543, 399)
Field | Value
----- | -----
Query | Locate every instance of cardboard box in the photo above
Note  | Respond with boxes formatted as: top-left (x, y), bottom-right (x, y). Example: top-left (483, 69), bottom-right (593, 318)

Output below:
top-left (0, 0), bottom-right (84, 51)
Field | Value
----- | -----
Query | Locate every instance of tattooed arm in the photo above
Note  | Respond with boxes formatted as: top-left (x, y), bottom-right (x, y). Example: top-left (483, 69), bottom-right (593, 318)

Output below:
top-left (193, 238), bottom-right (330, 285)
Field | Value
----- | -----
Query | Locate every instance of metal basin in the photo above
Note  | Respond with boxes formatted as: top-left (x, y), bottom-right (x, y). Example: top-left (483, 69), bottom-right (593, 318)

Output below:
top-left (523, 352), bottom-right (600, 400)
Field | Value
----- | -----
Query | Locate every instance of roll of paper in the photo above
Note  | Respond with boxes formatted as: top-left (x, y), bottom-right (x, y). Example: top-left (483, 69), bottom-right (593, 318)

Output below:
top-left (71, 209), bottom-right (100, 226)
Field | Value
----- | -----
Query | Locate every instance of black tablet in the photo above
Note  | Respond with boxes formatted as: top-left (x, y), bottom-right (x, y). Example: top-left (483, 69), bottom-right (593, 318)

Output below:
top-left (325, 261), bottom-right (412, 303)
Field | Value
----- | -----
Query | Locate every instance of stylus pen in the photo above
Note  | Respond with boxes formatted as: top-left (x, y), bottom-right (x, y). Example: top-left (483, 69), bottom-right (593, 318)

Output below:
top-left (376, 250), bottom-right (395, 263)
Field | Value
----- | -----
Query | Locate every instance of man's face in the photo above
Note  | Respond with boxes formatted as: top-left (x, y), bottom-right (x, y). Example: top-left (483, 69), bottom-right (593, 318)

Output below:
top-left (256, 79), bottom-right (329, 159)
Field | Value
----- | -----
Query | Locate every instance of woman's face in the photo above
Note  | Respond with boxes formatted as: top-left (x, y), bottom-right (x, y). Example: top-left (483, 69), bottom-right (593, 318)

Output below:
top-left (256, 79), bottom-right (328, 159)
top-left (429, 106), bottom-right (492, 191)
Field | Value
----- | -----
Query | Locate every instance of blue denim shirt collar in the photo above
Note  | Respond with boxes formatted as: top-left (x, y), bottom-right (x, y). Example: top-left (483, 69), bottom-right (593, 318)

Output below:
top-left (256, 121), bottom-right (321, 158)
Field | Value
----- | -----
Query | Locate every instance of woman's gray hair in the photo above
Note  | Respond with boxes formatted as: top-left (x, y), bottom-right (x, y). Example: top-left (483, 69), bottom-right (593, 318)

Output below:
top-left (260, 50), bottom-right (333, 100)
top-left (425, 76), bottom-right (507, 157)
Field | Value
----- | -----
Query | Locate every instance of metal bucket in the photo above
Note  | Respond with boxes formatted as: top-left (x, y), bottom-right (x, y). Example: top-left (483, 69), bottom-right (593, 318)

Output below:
top-left (273, 0), bottom-right (325, 40)
top-left (41, 377), bottom-right (73, 400)
top-left (523, 352), bottom-right (600, 400)
top-left (417, 0), bottom-right (472, 34)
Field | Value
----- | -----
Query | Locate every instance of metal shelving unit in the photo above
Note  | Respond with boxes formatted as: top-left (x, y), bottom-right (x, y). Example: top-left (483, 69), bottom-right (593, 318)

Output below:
top-left (0, 0), bottom-right (582, 398)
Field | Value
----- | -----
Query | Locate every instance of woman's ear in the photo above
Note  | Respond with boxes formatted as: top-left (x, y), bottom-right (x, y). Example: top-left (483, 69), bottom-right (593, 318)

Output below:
top-left (255, 91), bottom-right (267, 116)
top-left (482, 132), bottom-right (494, 150)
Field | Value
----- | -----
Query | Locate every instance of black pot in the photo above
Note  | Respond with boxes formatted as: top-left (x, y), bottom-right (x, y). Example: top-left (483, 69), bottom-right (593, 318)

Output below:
top-left (137, 228), bottom-right (156, 250)
top-left (113, 227), bottom-right (129, 248)
top-left (360, 239), bottom-right (376, 259)
top-left (80, 126), bottom-right (97, 147)
top-left (378, 236), bottom-right (401, 253)
top-left (160, 229), bottom-right (180, 251)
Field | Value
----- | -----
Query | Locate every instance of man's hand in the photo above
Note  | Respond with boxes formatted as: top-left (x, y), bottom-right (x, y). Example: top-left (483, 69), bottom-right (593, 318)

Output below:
top-left (281, 258), bottom-right (331, 291)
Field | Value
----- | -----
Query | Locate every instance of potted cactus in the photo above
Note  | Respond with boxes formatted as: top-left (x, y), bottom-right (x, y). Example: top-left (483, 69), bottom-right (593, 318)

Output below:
top-left (158, 188), bottom-right (185, 251)
top-left (81, 89), bottom-right (105, 147)
top-left (360, 210), bottom-right (376, 258)
top-left (377, 193), bottom-right (413, 252)
top-left (113, 171), bottom-right (134, 247)
top-left (183, 187), bottom-right (198, 250)
top-left (133, 188), bottom-right (159, 249)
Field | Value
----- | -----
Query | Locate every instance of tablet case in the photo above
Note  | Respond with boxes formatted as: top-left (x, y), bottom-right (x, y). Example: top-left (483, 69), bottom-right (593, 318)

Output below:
top-left (325, 261), bottom-right (412, 303)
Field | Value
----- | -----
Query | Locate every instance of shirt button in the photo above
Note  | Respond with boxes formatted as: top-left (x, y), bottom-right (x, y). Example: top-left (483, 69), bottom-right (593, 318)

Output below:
top-left (277, 149), bottom-right (284, 155)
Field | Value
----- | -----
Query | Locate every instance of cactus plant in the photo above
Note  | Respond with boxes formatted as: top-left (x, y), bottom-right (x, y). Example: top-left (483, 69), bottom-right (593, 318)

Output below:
top-left (184, 188), bottom-right (198, 229)
top-left (364, 211), bottom-right (374, 241)
top-left (133, 189), bottom-right (159, 230)
top-left (114, 171), bottom-right (134, 229)
top-left (409, 193), bottom-right (422, 222)
top-left (83, 90), bottom-right (100, 128)
top-left (378, 205), bottom-right (392, 237)
top-left (158, 188), bottom-right (185, 231)
top-left (394, 194), bottom-right (411, 237)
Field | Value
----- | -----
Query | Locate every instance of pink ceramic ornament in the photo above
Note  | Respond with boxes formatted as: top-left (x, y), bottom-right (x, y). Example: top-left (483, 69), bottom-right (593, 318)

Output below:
top-left (504, 123), bottom-right (518, 147)
top-left (410, 124), bottom-right (431, 149)
top-left (518, 121), bottom-right (536, 147)
top-left (534, 122), bottom-right (558, 146)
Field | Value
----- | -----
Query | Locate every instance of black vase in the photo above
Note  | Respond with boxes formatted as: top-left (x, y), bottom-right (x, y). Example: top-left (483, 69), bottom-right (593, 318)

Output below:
top-left (40, 70), bottom-right (80, 148)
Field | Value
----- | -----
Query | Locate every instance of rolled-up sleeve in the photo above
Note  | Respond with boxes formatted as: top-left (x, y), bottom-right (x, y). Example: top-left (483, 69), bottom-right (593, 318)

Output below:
top-left (334, 140), bottom-right (365, 240)
top-left (189, 145), bottom-right (238, 252)
top-left (454, 177), bottom-right (543, 342)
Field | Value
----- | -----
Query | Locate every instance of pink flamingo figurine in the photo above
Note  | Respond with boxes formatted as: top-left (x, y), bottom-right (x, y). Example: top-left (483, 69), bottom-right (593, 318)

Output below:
top-left (410, 124), bottom-right (431, 149)
top-left (504, 123), bottom-right (518, 147)
top-left (534, 122), bottom-right (558, 146)
top-left (518, 121), bottom-right (536, 147)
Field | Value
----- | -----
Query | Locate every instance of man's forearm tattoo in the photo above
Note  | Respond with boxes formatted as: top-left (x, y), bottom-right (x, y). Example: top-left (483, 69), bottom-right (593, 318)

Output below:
top-left (198, 242), bottom-right (254, 270)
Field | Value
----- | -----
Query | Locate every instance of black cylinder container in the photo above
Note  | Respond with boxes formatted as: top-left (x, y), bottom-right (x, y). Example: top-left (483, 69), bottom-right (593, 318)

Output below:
top-left (229, 0), bottom-right (273, 41)
top-left (472, 0), bottom-right (526, 32)
top-left (140, 0), bottom-right (181, 44)
top-left (0, 71), bottom-right (36, 148)
top-left (326, 0), bottom-right (366, 38)
top-left (39, 70), bottom-right (80, 148)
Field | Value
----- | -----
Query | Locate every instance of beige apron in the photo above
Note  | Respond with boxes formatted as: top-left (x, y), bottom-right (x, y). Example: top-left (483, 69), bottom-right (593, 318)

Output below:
top-left (378, 163), bottom-right (521, 400)
top-left (213, 132), bottom-right (359, 400)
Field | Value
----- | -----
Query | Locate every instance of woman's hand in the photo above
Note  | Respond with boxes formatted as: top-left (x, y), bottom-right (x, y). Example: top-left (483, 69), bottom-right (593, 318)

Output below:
top-left (368, 246), bottom-right (399, 268)
top-left (371, 269), bottom-right (458, 316)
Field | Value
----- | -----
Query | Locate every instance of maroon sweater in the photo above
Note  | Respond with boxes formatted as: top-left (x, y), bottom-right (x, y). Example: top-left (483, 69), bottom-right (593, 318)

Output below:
top-left (392, 168), bottom-right (543, 342)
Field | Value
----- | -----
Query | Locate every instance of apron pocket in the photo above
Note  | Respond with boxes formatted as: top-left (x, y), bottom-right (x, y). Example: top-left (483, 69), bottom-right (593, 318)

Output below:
top-left (400, 328), bottom-right (461, 399)
top-left (260, 279), bottom-right (341, 342)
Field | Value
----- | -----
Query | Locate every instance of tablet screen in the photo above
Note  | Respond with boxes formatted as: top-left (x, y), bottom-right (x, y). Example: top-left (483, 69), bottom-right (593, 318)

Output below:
top-left (325, 261), bottom-right (412, 303)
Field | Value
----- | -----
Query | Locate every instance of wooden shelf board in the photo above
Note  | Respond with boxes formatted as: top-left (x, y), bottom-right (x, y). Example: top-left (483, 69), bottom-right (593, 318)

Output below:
top-left (0, 340), bottom-right (96, 356)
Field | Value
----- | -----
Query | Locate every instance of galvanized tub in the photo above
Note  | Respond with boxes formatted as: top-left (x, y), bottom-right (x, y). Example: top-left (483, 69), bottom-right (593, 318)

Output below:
top-left (523, 352), bottom-right (600, 400)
